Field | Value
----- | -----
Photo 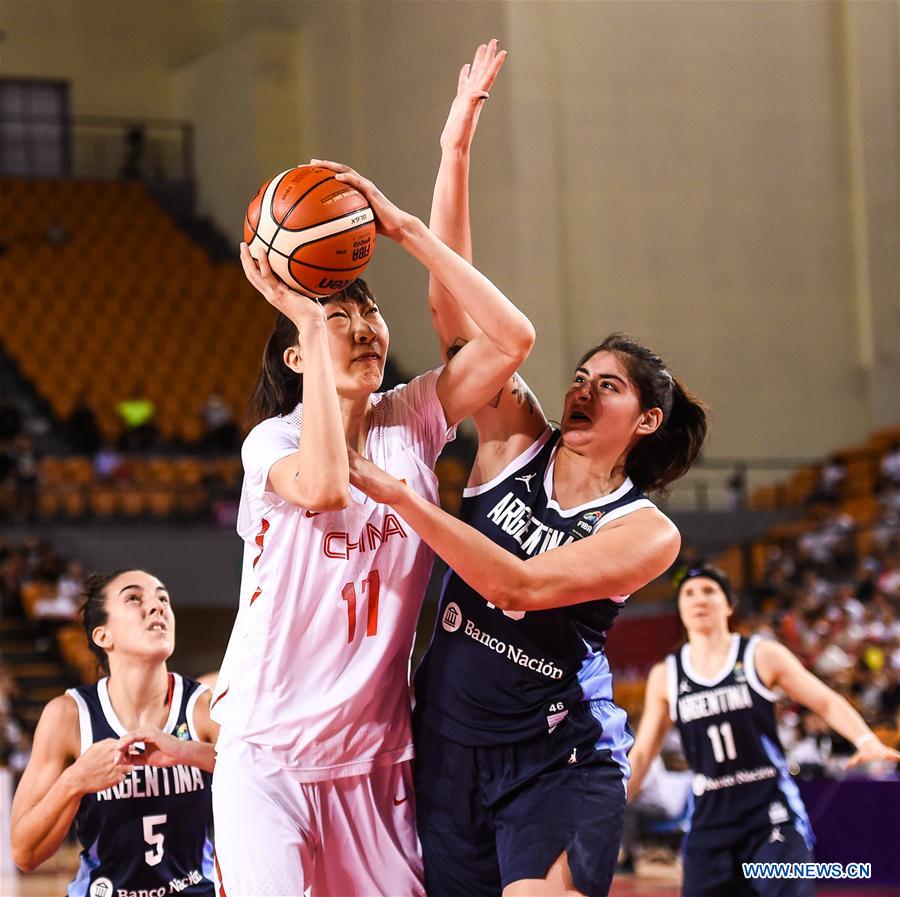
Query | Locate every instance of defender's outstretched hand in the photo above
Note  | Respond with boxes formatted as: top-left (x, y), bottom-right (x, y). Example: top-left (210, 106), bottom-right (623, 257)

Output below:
top-left (440, 39), bottom-right (507, 155)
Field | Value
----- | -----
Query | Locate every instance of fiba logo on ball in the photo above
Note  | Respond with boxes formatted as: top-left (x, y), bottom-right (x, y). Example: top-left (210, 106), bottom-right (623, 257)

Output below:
top-left (244, 165), bottom-right (376, 299)
top-left (442, 602), bottom-right (462, 633)
top-left (89, 877), bottom-right (114, 897)
top-left (692, 773), bottom-right (707, 797)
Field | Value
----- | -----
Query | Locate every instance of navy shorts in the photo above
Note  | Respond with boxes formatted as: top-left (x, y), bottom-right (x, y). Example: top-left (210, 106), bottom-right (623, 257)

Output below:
top-left (682, 823), bottom-right (815, 897)
top-left (414, 703), bottom-right (628, 897)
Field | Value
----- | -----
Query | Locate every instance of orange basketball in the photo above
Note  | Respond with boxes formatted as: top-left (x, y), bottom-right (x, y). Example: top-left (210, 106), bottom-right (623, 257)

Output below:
top-left (244, 165), bottom-right (376, 298)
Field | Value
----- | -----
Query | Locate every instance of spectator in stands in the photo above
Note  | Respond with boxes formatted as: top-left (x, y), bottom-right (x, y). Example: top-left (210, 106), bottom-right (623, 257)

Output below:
top-left (120, 124), bottom-right (147, 180)
top-left (0, 389), bottom-right (23, 442)
top-left (31, 559), bottom-right (84, 621)
top-left (65, 394), bottom-right (101, 455)
top-left (807, 455), bottom-right (847, 505)
top-left (880, 441), bottom-right (900, 489)
top-left (618, 733), bottom-right (692, 873)
top-left (0, 661), bottom-right (30, 777)
top-left (11, 434), bottom-right (39, 523)
top-left (115, 384), bottom-right (158, 451)
top-left (797, 499), bottom-right (856, 576)
top-left (876, 550), bottom-right (900, 599)
top-left (788, 711), bottom-right (832, 776)
top-left (200, 391), bottom-right (240, 452)
top-left (93, 440), bottom-right (126, 481)
top-left (725, 464), bottom-right (747, 509)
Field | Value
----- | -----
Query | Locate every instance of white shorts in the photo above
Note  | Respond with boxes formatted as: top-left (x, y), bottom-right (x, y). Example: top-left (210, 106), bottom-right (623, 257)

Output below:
top-left (212, 732), bottom-right (424, 897)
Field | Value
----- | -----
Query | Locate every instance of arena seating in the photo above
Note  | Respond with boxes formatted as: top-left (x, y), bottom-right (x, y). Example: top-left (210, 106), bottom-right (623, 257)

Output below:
top-left (0, 176), bottom-right (270, 444)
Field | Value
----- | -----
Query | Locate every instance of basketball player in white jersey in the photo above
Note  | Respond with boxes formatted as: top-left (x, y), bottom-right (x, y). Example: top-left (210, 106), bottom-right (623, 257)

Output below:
top-left (210, 126), bottom-right (534, 894)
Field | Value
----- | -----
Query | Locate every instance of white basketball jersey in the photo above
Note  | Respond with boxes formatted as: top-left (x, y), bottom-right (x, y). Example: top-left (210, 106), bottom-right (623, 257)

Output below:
top-left (212, 369), bottom-right (454, 780)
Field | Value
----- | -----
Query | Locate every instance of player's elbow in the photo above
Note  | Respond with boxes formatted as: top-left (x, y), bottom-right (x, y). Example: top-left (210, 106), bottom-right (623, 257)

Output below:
top-left (507, 316), bottom-right (536, 362)
top-left (301, 489), bottom-right (348, 512)
top-left (489, 569), bottom-right (536, 612)
top-left (12, 837), bottom-right (38, 873)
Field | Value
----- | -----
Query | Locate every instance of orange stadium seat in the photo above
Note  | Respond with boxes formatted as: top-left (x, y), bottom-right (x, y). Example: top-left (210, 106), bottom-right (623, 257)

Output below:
top-left (0, 176), bottom-right (265, 445)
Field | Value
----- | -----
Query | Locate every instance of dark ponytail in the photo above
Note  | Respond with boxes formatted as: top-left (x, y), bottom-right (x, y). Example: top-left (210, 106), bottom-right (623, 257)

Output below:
top-left (247, 277), bottom-right (380, 425)
top-left (579, 334), bottom-right (707, 492)
top-left (80, 568), bottom-right (131, 675)
top-left (247, 312), bottom-right (301, 424)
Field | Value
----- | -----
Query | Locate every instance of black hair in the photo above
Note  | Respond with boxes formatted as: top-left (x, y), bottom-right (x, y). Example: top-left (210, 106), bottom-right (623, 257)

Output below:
top-left (247, 277), bottom-right (380, 425)
top-left (577, 334), bottom-right (707, 492)
top-left (674, 563), bottom-right (738, 607)
top-left (80, 568), bottom-right (133, 675)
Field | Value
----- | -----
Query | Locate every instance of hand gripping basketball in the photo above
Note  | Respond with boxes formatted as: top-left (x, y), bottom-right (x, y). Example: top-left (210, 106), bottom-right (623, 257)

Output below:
top-left (240, 241), bottom-right (325, 332)
top-left (309, 160), bottom-right (412, 241)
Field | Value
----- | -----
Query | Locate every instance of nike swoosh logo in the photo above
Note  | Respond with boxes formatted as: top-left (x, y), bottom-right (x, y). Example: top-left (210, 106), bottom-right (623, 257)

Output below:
top-left (305, 510), bottom-right (321, 517)
top-left (393, 796), bottom-right (408, 806)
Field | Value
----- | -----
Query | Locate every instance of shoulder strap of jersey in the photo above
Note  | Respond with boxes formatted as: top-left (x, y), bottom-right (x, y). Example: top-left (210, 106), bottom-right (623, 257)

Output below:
top-left (743, 634), bottom-right (779, 701)
top-left (65, 686), bottom-right (95, 755)
top-left (181, 675), bottom-right (211, 741)
top-left (569, 484), bottom-right (655, 542)
top-left (665, 653), bottom-right (679, 721)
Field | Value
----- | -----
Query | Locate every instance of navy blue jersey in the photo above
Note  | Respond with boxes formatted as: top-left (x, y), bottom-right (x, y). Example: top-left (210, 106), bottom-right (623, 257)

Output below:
top-left (415, 428), bottom-right (655, 749)
top-left (65, 673), bottom-right (214, 897)
top-left (668, 634), bottom-right (813, 848)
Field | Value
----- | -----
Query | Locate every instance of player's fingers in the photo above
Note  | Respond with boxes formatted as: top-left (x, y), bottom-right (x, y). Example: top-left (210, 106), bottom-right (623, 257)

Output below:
top-left (457, 63), bottom-right (470, 94)
top-left (471, 42), bottom-right (487, 72)
top-left (333, 170), bottom-right (379, 202)
top-left (239, 242), bottom-right (263, 281)
top-left (309, 158), bottom-right (351, 174)
top-left (250, 244), bottom-right (277, 282)
top-left (481, 48), bottom-right (507, 91)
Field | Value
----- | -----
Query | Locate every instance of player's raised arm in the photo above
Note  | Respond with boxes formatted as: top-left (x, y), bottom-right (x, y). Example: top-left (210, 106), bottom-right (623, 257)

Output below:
top-left (627, 662), bottom-right (675, 800)
top-left (311, 160), bottom-right (535, 427)
top-left (425, 41), bottom-right (548, 473)
top-left (240, 242), bottom-right (349, 510)
top-left (427, 39), bottom-right (506, 358)
top-left (11, 696), bottom-right (134, 872)
top-left (754, 640), bottom-right (900, 767)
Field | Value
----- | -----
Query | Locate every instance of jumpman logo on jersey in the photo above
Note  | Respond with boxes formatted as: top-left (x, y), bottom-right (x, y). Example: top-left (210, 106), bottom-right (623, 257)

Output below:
top-left (515, 473), bottom-right (537, 492)
top-left (768, 827), bottom-right (785, 844)
top-left (568, 748), bottom-right (578, 764)
top-left (679, 679), bottom-right (692, 694)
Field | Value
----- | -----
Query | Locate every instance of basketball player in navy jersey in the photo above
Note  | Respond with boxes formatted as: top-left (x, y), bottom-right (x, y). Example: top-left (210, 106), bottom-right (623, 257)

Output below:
top-left (627, 565), bottom-right (900, 896)
top-left (11, 569), bottom-right (218, 897)
top-left (345, 44), bottom-right (707, 897)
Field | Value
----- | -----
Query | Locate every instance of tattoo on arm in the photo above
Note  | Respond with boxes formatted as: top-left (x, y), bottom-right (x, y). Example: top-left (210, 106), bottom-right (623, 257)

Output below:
top-left (485, 374), bottom-right (536, 413)
top-left (446, 337), bottom-right (467, 360)
top-left (447, 341), bottom-right (536, 415)
top-left (511, 374), bottom-right (537, 416)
